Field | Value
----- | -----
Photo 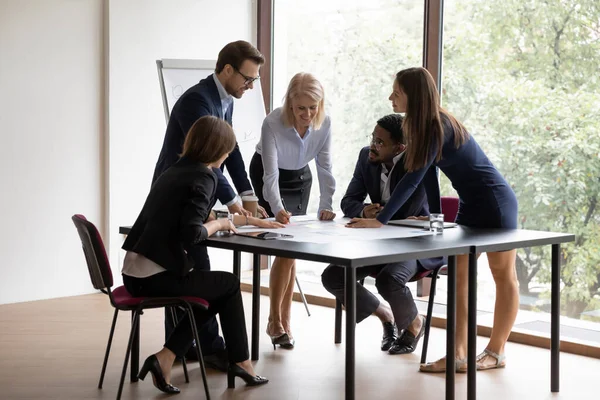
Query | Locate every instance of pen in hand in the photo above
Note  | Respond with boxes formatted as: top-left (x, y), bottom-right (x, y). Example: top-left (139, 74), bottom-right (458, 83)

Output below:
top-left (280, 198), bottom-right (292, 224)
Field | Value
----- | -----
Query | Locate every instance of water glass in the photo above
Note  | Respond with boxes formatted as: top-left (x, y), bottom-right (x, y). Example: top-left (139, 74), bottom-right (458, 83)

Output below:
top-left (429, 213), bottom-right (445, 234)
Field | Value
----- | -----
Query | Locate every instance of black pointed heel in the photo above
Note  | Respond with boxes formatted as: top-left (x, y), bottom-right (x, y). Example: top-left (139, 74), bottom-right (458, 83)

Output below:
top-left (227, 364), bottom-right (269, 388)
top-left (138, 355), bottom-right (181, 395)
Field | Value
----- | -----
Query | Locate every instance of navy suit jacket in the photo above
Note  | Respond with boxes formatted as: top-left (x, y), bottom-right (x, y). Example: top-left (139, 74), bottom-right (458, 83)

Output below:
top-left (341, 147), bottom-right (443, 271)
top-left (152, 75), bottom-right (252, 204)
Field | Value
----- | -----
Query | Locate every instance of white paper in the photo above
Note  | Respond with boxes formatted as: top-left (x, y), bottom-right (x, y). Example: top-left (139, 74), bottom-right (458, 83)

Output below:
top-left (238, 215), bottom-right (433, 244)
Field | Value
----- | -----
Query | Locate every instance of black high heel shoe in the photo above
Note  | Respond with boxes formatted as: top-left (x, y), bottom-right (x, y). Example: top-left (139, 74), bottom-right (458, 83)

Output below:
top-left (227, 364), bottom-right (269, 388)
top-left (138, 355), bottom-right (181, 395)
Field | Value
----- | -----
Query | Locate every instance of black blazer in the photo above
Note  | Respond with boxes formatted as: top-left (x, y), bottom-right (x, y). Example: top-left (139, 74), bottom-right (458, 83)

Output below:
top-left (341, 147), bottom-right (442, 271)
top-left (125, 157), bottom-right (217, 276)
top-left (152, 75), bottom-right (252, 204)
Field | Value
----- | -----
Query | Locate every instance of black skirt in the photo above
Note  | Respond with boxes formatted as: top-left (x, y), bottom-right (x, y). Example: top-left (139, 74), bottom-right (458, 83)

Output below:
top-left (249, 152), bottom-right (312, 217)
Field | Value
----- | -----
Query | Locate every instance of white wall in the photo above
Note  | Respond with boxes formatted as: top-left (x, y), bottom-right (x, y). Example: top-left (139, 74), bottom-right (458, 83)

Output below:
top-left (0, 0), bottom-right (104, 304)
top-left (0, 0), bottom-right (257, 305)
top-left (107, 0), bottom-right (257, 281)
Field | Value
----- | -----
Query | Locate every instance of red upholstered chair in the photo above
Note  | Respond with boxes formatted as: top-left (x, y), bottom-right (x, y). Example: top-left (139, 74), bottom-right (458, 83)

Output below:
top-left (333, 196), bottom-right (460, 364)
top-left (71, 215), bottom-right (212, 400)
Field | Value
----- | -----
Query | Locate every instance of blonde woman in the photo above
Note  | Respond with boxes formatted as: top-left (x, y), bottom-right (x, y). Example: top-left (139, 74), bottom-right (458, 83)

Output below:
top-left (250, 73), bottom-right (336, 349)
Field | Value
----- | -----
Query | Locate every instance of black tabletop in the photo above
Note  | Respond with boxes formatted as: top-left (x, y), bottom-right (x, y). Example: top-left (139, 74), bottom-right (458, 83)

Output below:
top-left (118, 225), bottom-right (574, 268)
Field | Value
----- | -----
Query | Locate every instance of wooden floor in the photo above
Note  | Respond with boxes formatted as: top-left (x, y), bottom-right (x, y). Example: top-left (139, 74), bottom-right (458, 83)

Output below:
top-left (0, 292), bottom-right (598, 400)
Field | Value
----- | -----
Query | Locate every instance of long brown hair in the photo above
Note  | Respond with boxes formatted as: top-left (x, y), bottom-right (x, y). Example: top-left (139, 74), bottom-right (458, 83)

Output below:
top-left (181, 116), bottom-right (236, 164)
top-left (396, 67), bottom-right (468, 172)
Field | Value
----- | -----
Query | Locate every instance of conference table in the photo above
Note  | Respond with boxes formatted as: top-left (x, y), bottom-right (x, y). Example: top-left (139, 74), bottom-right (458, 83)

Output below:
top-left (119, 222), bottom-right (574, 400)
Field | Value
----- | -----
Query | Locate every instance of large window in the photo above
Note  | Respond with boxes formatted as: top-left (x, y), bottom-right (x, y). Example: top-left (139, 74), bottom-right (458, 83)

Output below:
top-left (442, 0), bottom-right (600, 333)
top-left (273, 0), bottom-right (425, 294)
top-left (266, 0), bottom-right (600, 345)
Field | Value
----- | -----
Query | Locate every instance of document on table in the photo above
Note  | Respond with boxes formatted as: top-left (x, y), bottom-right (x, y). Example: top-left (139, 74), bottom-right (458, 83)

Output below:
top-left (237, 215), bottom-right (433, 244)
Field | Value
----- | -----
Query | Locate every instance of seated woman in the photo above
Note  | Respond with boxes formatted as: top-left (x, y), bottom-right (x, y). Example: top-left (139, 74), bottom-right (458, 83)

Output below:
top-left (121, 116), bottom-right (284, 394)
top-left (249, 72), bottom-right (336, 349)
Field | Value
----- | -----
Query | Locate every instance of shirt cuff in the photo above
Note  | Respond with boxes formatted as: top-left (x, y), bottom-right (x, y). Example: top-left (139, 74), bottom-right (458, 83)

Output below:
top-left (239, 190), bottom-right (254, 197)
top-left (224, 195), bottom-right (240, 207)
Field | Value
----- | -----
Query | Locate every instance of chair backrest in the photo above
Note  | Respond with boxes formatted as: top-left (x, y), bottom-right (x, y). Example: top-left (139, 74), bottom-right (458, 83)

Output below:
top-left (441, 196), bottom-right (459, 222)
top-left (71, 214), bottom-right (114, 290)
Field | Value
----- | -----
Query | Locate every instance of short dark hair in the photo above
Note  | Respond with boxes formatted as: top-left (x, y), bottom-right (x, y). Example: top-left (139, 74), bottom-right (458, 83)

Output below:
top-left (376, 114), bottom-right (404, 143)
top-left (181, 116), bottom-right (236, 164)
top-left (215, 40), bottom-right (265, 73)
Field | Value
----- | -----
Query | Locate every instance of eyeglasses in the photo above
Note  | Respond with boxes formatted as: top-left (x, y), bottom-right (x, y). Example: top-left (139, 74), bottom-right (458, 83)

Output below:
top-left (234, 67), bottom-right (260, 86)
top-left (368, 135), bottom-right (386, 149)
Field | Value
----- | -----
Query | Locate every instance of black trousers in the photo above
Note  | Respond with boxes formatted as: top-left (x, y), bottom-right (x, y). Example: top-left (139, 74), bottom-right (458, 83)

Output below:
top-left (321, 261), bottom-right (419, 330)
top-left (123, 269), bottom-right (249, 363)
top-left (249, 152), bottom-right (312, 217)
top-left (164, 246), bottom-right (225, 356)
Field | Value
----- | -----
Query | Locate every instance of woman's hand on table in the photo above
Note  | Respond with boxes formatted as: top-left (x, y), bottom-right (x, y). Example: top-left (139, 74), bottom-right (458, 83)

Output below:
top-left (319, 209), bottom-right (337, 221)
top-left (345, 218), bottom-right (383, 228)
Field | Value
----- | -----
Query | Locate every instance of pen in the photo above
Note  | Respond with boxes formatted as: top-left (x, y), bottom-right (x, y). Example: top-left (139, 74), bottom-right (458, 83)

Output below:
top-left (281, 198), bottom-right (290, 215)
top-left (280, 198), bottom-right (292, 222)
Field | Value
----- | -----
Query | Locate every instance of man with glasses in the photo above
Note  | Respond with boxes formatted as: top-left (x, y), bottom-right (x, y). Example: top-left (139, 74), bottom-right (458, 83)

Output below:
top-left (152, 40), bottom-right (265, 372)
top-left (321, 114), bottom-right (444, 355)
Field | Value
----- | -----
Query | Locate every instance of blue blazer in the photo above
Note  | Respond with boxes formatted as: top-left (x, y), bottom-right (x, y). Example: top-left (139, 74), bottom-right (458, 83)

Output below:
top-left (152, 75), bottom-right (252, 204)
top-left (341, 147), bottom-right (443, 271)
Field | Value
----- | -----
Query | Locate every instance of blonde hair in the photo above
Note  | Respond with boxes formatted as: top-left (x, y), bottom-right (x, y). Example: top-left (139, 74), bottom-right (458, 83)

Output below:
top-left (281, 72), bottom-right (326, 130)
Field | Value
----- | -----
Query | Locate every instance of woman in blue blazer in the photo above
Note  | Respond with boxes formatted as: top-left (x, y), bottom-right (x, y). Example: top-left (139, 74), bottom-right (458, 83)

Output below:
top-left (348, 67), bottom-right (518, 373)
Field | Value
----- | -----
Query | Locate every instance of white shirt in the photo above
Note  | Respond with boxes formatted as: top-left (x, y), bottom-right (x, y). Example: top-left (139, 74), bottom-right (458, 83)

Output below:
top-left (121, 251), bottom-right (166, 278)
top-left (212, 73), bottom-right (233, 116)
top-left (213, 73), bottom-right (252, 204)
top-left (380, 152), bottom-right (404, 204)
top-left (255, 107), bottom-right (335, 215)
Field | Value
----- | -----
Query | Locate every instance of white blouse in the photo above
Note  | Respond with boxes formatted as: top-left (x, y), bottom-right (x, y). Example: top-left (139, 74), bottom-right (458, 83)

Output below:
top-left (255, 107), bottom-right (335, 215)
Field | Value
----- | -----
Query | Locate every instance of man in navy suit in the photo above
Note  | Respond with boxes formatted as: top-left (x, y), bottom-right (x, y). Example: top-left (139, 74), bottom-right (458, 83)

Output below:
top-left (321, 114), bottom-right (444, 355)
top-left (153, 40), bottom-right (265, 371)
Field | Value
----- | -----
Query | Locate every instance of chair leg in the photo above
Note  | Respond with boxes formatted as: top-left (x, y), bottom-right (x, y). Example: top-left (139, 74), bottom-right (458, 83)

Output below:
top-left (186, 305), bottom-right (211, 400)
top-left (98, 309), bottom-right (119, 389)
top-left (169, 307), bottom-right (189, 383)
top-left (334, 298), bottom-right (342, 344)
top-left (420, 268), bottom-right (440, 364)
top-left (117, 310), bottom-right (140, 400)
top-left (295, 276), bottom-right (311, 317)
top-left (130, 311), bottom-right (140, 382)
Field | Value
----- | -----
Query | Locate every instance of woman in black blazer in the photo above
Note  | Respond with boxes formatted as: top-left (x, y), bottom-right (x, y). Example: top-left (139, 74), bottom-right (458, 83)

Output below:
top-left (122, 116), bottom-right (284, 394)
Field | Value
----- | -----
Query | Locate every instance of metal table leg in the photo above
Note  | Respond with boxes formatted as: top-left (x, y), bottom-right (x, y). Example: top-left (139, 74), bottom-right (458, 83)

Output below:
top-left (251, 253), bottom-right (261, 361)
top-left (345, 266), bottom-right (356, 400)
top-left (233, 250), bottom-right (241, 278)
top-left (468, 252), bottom-right (478, 400)
top-left (335, 299), bottom-right (342, 344)
top-left (551, 244), bottom-right (560, 392)
top-left (446, 255), bottom-right (456, 400)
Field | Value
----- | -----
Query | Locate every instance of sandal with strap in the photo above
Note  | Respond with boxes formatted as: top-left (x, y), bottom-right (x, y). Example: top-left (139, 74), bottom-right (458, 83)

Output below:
top-left (476, 349), bottom-right (506, 370)
top-left (419, 357), bottom-right (468, 373)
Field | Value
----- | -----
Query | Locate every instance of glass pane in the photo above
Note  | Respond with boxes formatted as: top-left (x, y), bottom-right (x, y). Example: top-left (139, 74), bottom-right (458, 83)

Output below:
top-left (273, 0), bottom-right (425, 291)
top-left (442, 0), bottom-right (600, 341)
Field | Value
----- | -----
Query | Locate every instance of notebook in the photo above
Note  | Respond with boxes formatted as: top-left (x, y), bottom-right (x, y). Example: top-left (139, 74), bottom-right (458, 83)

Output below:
top-left (388, 219), bottom-right (457, 229)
